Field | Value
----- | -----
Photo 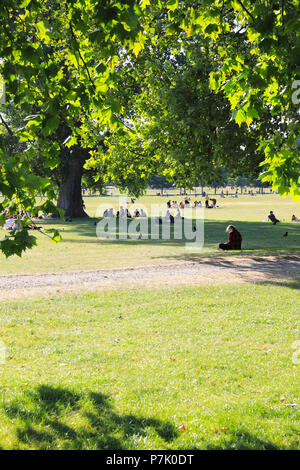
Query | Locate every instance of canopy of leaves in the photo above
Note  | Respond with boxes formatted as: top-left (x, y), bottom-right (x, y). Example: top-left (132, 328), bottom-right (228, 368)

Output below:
top-left (0, 0), bottom-right (299, 255)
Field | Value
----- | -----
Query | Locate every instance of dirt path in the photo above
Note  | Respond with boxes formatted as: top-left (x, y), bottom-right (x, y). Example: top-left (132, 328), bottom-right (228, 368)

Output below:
top-left (0, 255), bottom-right (299, 301)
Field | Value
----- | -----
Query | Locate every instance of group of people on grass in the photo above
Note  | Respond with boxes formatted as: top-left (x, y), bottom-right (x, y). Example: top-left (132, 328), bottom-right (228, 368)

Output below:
top-left (166, 196), bottom-right (218, 210)
top-left (220, 189), bottom-right (240, 198)
top-left (103, 198), bottom-right (220, 222)
top-left (0, 208), bottom-right (57, 231)
top-left (267, 211), bottom-right (300, 224)
top-left (167, 198), bottom-right (202, 209)
top-left (157, 209), bottom-right (183, 224)
top-left (2, 205), bottom-right (298, 255)
top-left (0, 210), bottom-right (41, 231)
top-left (102, 207), bottom-right (147, 218)
top-left (219, 210), bottom-right (299, 252)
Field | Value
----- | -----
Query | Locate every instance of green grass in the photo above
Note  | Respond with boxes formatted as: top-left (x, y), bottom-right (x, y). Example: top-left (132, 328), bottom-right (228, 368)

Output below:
top-left (0, 282), bottom-right (299, 450)
top-left (0, 193), bottom-right (299, 275)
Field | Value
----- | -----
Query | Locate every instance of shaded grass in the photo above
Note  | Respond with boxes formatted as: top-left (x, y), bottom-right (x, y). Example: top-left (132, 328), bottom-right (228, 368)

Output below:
top-left (0, 282), bottom-right (299, 449)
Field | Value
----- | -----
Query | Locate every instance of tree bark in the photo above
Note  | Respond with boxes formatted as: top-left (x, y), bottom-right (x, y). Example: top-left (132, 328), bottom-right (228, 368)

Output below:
top-left (57, 155), bottom-right (88, 218)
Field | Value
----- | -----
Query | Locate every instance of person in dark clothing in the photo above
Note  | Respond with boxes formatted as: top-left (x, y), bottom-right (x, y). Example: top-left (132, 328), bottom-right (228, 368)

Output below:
top-left (218, 225), bottom-right (242, 250)
top-left (268, 211), bottom-right (280, 224)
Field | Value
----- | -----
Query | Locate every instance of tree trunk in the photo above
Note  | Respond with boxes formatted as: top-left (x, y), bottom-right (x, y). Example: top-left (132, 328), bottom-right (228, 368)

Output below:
top-left (57, 156), bottom-right (88, 218)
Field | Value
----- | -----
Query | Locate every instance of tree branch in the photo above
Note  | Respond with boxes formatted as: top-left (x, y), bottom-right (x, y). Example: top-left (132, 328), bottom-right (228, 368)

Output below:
top-left (236, 0), bottom-right (255, 24)
top-left (69, 21), bottom-right (96, 91)
top-left (0, 114), bottom-right (14, 136)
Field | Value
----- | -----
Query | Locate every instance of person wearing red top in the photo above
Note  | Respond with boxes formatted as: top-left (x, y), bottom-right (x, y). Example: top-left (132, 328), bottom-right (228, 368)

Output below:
top-left (218, 225), bottom-right (242, 250)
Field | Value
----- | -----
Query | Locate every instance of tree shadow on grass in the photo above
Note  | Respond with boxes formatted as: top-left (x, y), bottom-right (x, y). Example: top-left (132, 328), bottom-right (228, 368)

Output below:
top-left (148, 251), bottom-right (300, 288)
top-left (256, 279), bottom-right (300, 290)
top-left (205, 431), bottom-right (281, 450)
top-left (184, 430), bottom-right (282, 450)
top-left (3, 385), bottom-right (178, 450)
top-left (3, 386), bottom-right (297, 450)
top-left (40, 217), bottom-right (205, 247)
top-left (39, 218), bottom-right (300, 255)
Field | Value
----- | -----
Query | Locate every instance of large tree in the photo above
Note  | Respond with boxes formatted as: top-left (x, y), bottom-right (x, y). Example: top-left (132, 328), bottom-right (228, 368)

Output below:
top-left (0, 0), bottom-right (145, 255)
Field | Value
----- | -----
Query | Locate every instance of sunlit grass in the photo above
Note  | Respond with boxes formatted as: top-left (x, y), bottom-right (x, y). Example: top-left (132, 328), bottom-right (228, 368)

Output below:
top-left (0, 282), bottom-right (298, 449)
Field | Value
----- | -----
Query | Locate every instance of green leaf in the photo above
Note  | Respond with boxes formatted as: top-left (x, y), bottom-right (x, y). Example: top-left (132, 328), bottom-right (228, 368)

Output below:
top-left (140, 0), bottom-right (150, 9)
top-left (166, 0), bottom-right (178, 12)
top-left (52, 230), bottom-right (62, 244)
top-left (234, 109), bottom-right (246, 127)
top-left (43, 114), bottom-right (60, 134)
top-left (204, 24), bottom-right (219, 35)
top-left (45, 228), bottom-right (62, 243)
top-left (35, 22), bottom-right (49, 42)
top-left (63, 135), bottom-right (78, 148)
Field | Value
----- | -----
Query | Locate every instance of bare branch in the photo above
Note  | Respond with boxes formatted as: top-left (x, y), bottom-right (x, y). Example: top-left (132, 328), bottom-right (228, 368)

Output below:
top-left (0, 114), bottom-right (14, 136)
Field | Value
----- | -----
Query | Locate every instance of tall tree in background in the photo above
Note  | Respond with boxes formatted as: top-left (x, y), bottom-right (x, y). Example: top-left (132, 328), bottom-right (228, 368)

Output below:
top-left (97, 17), bottom-right (277, 190)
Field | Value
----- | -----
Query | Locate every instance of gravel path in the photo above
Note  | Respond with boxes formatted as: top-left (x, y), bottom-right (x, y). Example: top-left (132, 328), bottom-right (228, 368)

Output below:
top-left (1, 255), bottom-right (299, 293)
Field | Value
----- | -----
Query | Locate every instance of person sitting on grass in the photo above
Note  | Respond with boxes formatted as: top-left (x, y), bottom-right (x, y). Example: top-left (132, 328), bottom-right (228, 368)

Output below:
top-left (268, 211), bottom-right (280, 224)
top-left (218, 225), bottom-right (242, 251)
top-left (3, 217), bottom-right (16, 230)
top-left (175, 208), bottom-right (182, 219)
top-left (119, 206), bottom-right (126, 218)
top-left (292, 214), bottom-right (300, 222)
top-left (165, 210), bottom-right (171, 223)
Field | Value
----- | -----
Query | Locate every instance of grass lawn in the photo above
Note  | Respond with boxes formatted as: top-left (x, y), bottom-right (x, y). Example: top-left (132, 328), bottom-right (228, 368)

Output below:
top-left (0, 193), bottom-right (299, 275)
top-left (0, 282), bottom-right (299, 450)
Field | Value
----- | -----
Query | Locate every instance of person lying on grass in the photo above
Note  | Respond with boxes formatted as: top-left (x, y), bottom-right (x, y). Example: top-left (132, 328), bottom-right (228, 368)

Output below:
top-left (292, 214), bottom-right (300, 222)
top-left (268, 211), bottom-right (280, 224)
top-left (218, 225), bottom-right (242, 251)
